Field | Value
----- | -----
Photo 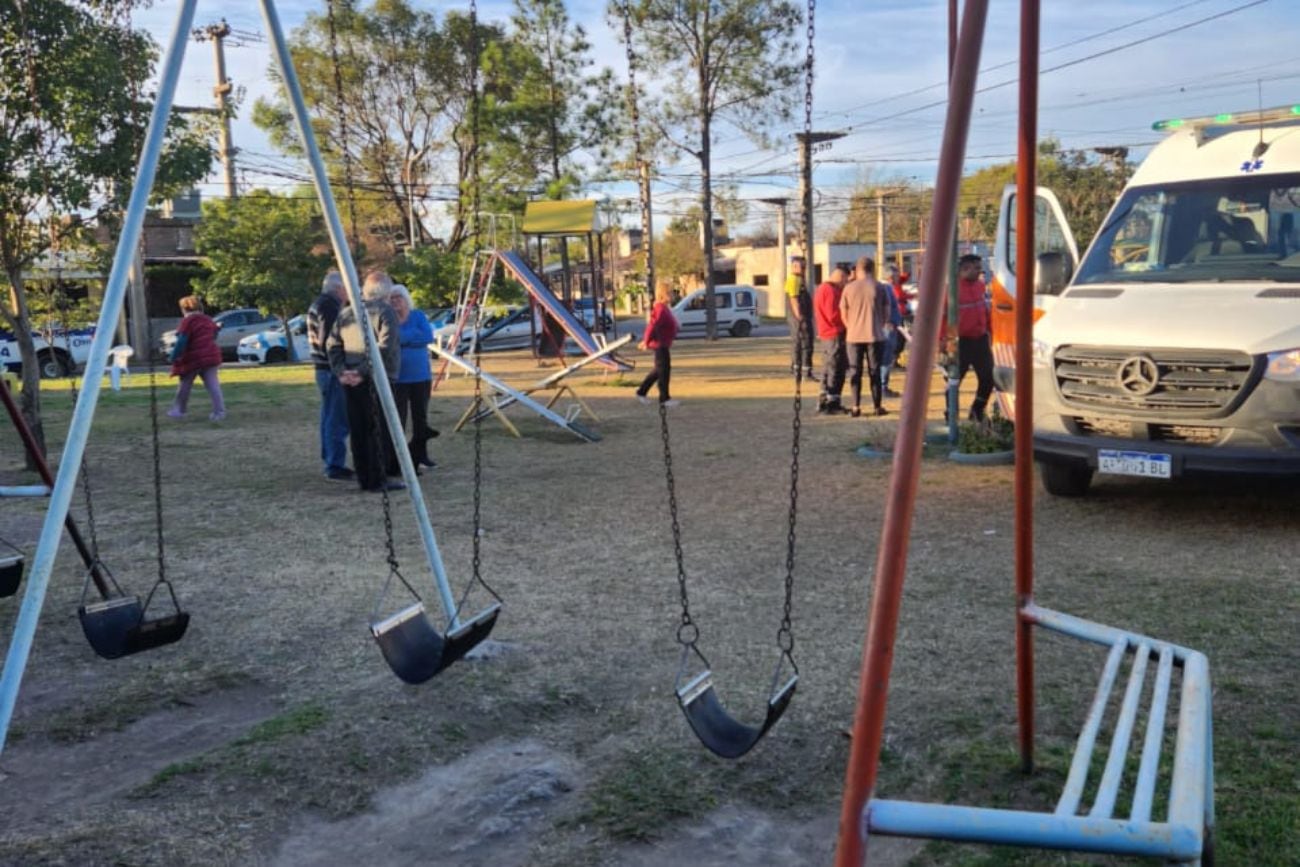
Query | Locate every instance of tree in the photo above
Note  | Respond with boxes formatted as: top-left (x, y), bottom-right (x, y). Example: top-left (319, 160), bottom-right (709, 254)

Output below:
top-left (191, 192), bottom-right (331, 358)
top-left (253, 0), bottom-right (456, 253)
top-left (0, 0), bottom-right (212, 457)
top-left (625, 0), bottom-right (802, 338)
top-left (832, 173), bottom-right (933, 252)
top-left (389, 245), bottom-right (467, 310)
top-left (655, 224), bottom-right (706, 294)
top-left (959, 140), bottom-right (1134, 246)
top-left (503, 0), bottom-right (618, 199)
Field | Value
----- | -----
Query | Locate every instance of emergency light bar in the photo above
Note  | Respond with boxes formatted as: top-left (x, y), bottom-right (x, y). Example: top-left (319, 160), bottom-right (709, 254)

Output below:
top-left (1153, 104), bottom-right (1300, 132)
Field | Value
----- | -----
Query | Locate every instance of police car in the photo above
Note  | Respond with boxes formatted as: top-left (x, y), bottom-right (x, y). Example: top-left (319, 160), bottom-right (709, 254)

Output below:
top-left (236, 315), bottom-right (310, 364)
top-left (0, 325), bottom-right (95, 378)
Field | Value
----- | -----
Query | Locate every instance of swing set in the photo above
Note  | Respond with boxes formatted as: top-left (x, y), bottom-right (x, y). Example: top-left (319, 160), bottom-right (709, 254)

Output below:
top-left (0, 0), bottom-right (503, 755)
top-left (834, 2), bottom-right (1215, 864)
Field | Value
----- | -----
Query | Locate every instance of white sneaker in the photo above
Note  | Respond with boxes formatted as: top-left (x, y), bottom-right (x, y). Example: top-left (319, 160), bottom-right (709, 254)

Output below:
top-left (662, 399), bottom-right (680, 408)
top-left (209, 411), bottom-right (226, 422)
top-left (636, 394), bottom-right (652, 405)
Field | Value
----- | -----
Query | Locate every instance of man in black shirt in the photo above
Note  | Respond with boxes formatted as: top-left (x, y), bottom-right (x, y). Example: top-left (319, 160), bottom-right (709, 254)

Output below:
top-left (308, 271), bottom-right (352, 480)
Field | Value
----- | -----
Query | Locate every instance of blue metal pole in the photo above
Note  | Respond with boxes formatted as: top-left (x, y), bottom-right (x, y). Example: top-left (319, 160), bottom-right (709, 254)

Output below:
top-left (0, 0), bottom-right (199, 756)
top-left (257, 0), bottom-right (461, 627)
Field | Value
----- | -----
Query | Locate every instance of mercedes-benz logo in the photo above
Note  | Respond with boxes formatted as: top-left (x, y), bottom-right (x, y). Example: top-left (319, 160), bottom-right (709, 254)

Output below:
top-left (1117, 355), bottom-right (1160, 396)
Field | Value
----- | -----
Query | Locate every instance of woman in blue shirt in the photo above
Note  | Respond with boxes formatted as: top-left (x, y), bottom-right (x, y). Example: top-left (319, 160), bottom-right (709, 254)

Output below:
top-left (387, 284), bottom-right (438, 471)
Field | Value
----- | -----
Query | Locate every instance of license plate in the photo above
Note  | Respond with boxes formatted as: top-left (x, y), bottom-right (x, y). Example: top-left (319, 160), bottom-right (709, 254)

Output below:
top-left (1098, 449), bottom-right (1172, 479)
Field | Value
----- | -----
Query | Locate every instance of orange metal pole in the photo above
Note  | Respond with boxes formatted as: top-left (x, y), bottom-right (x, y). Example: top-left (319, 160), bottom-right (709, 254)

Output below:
top-left (833, 1), bottom-right (990, 863)
top-left (1014, 0), bottom-right (1040, 776)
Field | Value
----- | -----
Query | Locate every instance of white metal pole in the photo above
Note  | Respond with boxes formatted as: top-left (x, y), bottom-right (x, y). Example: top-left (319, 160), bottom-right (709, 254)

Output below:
top-left (258, 0), bottom-right (462, 627)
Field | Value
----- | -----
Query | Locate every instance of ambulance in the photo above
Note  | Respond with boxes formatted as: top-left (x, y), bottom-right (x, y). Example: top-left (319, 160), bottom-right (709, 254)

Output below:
top-left (990, 105), bottom-right (1300, 496)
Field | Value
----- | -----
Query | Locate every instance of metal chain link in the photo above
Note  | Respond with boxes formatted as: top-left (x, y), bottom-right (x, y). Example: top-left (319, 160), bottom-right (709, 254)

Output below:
top-left (469, 0), bottom-right (486, 590)
top-left (326, 0), bottom-right (362, 252)
top-left (620, 2), bottom-right (653, 287)
top-left (658, 404), bottom-right (698, 647)
top-left (143, 314), bottom-right (168, 593)
top-left (776, 0), bottom-right (816, 661)
top-left (66, 374), bottom-right (100, 562)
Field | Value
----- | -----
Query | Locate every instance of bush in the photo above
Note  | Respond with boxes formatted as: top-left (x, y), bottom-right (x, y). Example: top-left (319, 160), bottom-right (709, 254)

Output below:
top-left (956, 412), bottom-right (1014, 454)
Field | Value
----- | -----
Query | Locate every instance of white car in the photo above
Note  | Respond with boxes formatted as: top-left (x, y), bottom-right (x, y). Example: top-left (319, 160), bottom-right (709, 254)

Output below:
top-left (237, 315), bottom-right (310, 364)
top-left (0, 324), bottom-right (95, 378)
top-left (673, 285), bottom-right (761, 337)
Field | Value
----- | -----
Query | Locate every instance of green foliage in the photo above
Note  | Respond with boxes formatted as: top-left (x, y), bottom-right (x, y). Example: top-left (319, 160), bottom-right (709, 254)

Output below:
top-left (233, 703), bottom-right (330, 747)
top-left (960, 140), bottom-right (1134, 245)
top-left (655, 231), bottom-right (706, 291)
top-left (955, 413), bottom-right (1014, 455)
top-left (192, 191), bottom-right (331, 329)
top-left (389, 245), bottom-right (467, 309)
top-left (0, 0), bottom-right (214, 444)
top-left (832, 172), bottom-right (933, 246)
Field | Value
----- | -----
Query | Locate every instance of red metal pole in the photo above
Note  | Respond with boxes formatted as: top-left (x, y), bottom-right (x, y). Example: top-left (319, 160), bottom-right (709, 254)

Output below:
top-left (0, 378), bottom-right (110, 597)
top-left (1014, 0), bottom-right (1040, 776)
top-left (833, 1), bottom-right (990, 863)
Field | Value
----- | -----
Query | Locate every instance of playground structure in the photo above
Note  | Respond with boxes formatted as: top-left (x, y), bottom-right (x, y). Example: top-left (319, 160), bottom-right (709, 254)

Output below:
top-left (0, 0), bottom-right (503, 755)
top-left (834, 1), bottom-right (1214, 864)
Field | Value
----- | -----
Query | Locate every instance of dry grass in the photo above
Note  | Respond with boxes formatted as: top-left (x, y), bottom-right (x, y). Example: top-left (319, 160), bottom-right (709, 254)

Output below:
top-left (0, 336), bottom-right (1295, 865)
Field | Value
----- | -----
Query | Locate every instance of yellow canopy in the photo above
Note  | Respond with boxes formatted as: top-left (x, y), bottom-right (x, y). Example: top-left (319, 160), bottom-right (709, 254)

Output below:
top-left (522, 200), bottom-right (599, 235)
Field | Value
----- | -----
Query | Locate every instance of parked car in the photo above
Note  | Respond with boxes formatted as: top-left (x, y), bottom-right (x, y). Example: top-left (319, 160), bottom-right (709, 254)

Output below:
top-left (159, 307), bottom-right (279, 361)
top-left (237, 315), bottom-right (310, 364)
top-left (673, 285), bottom-right (761, 337)
top-left (0, 324), bottom-right (95, 378)
top-left (431, 306), bottom-right (535, 354)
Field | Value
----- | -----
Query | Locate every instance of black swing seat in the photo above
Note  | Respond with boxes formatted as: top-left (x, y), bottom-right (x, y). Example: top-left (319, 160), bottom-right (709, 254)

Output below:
top-left (78, 596), bottom-right (190, 660)
top-left (0, 552), bottom-right (22, 598)
top-left (677, 666), bottom-right (799, 760)
top-left (372, 601), bottom-right (501, 685)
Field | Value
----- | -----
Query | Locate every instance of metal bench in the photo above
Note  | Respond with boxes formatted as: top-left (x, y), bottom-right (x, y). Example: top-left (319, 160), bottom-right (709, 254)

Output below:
top-left (865, 604), bottom-right (1214, 864)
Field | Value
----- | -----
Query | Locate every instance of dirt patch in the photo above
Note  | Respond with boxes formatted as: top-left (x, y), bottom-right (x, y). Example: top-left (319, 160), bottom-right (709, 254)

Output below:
top-left (609, 804), bottom-right (920, 866)
top-left (0, 683), bottom-right (278, 826)
top-left (269, 739), bottom-right (579, 867)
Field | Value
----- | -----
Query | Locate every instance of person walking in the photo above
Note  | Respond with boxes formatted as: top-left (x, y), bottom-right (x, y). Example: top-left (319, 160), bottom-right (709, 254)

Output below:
top-left (636, 284), bottom-right (679, 406)
top-left (166, 295), bottom-right (226, 422)
top-left (839, 256), bottom-right (892, 417)
top-left (813, 267), bottom-right (848, 413)
top-left (387, 284), bottom-right (438, 472)
top-left (785, 255), bottom-right (814, 378)
top-left (308, 271), bottom-right (352, 481)
top-left (944, 253), bottom-right (995, 421)
top-left (328, 271), bottom-right (404, 492)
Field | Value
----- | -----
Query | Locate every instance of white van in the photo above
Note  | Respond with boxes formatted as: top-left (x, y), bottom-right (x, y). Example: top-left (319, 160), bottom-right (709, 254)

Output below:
top-left (991, 105), bottom-right (1300, 496)
top-left (672, 285), bottom-right (761, 337)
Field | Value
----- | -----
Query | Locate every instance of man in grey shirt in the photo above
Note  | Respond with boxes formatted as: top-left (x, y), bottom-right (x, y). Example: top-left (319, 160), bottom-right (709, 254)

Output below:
top-left (328, 270), bottom-right (404, 492)
top-left (838, 256), bottom-right (893, 416)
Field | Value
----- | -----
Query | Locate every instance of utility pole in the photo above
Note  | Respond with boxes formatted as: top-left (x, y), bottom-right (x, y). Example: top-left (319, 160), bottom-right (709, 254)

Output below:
top-left (876, 192), bottom-right (887, 270)
top-left (795, 131), bottom-right (845, 297)
top-left (760, 197), bottom-right (789, 317)
top-left (639, 161), bottom-right (656, 311)
top-left (195, 21), bottom-right (237, 198)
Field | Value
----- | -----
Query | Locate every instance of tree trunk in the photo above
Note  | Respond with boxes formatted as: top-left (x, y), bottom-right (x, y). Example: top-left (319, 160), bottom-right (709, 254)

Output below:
top-left (3, 267), bottom-right (46, 467)
top-left (699, 69), bottom-right (717, 341)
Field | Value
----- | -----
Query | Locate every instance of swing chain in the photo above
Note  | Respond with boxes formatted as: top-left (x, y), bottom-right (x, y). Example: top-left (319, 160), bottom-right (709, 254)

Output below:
top-left (658, 405), bottom-right (698, 647)
top-left (143, 310), bottom-right (168, 591)
top-left (66, 374), bottom-right (101, 563)
top-left (469, 0), bottom-right (484, 588)
top-left (777, 0), bottom-right (816, 660)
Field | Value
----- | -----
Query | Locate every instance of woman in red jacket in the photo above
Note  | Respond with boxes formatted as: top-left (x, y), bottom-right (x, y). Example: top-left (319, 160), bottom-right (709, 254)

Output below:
top-left (168, 295), bottom-right (226, 422)
top-left (636, 285), bottom-right (679, 406)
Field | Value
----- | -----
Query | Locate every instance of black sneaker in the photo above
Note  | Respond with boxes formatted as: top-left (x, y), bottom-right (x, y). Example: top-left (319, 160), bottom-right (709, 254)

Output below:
top-left (325, 467), bottom-right (355, 481)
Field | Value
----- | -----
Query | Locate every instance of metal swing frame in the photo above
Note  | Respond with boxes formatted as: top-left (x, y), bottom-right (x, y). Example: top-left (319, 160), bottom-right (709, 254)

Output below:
top-left (833, 2), bottom-right (1214, 864)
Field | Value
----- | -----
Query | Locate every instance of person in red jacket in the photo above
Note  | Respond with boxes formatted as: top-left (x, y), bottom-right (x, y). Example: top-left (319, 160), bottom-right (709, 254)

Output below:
top-left (813, 267), bottom-right (848, 413)
top-left (636, 284), bottom-right (680, 406)
top-left (943, 254), bottom-right (994, 421)
top-left (167, 295), bottom-right (226, 422)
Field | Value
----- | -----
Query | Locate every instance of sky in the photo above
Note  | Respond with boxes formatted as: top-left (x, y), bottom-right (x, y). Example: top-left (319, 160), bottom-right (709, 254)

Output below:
top-left (130, 0), bottom-right (1299, 238)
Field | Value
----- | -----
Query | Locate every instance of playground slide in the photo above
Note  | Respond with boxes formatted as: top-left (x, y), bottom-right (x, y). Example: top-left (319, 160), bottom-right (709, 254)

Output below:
top-left (496, 249), bottom-right (630, 371)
